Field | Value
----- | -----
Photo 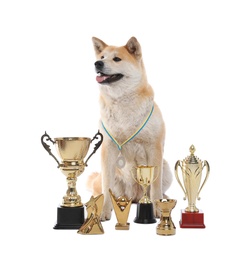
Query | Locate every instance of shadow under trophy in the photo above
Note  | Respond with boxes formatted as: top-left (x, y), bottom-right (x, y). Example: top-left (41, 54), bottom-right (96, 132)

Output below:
top-left (132, 165), bottom-right (158, 224)
top-left (41, 131), bottom-right (103, 229)
top-left (155, 199), bottom-right (177, 236)
top-left (175, 145), bottom-right (210, 228)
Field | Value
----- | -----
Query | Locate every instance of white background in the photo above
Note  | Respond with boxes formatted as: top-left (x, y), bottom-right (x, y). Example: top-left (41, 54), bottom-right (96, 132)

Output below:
top-left (1, 0), bottom-right (249, 259)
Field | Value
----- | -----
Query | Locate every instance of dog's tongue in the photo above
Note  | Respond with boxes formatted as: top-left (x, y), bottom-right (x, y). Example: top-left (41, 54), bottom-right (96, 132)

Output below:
top-left (96, 75), bottom-right (110, 83)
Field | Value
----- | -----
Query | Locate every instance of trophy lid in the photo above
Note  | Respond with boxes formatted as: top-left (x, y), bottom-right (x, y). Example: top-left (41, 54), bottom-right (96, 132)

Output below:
top-left (184, 145), bottom-right (202, 165)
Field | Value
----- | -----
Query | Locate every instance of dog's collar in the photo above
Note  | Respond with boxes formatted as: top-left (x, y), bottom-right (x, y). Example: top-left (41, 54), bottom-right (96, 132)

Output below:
top-left (101, 104), bottom-right (154, 151)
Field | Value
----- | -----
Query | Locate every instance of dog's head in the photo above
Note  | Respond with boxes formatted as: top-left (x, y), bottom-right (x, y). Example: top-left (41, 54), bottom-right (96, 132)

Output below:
top-left (92, 37), bottom-right (147, 98)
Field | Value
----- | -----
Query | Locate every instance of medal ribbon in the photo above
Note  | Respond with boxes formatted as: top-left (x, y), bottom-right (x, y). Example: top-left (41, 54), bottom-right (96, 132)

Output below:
top-left (101, 105), bottom-right (154, 151)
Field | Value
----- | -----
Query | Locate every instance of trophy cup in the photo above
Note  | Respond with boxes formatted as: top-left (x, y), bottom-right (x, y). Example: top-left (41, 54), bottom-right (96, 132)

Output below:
top-left (175, 145), bottom-right (210, 228)
top-left (132, 165), bottom-right (158, 224)
top-left (109, 189), bottom-right (132, 230)
top-left (41, 130), bottom-right (103, 229)
top-left (77, 194), bottom-right (104, 235)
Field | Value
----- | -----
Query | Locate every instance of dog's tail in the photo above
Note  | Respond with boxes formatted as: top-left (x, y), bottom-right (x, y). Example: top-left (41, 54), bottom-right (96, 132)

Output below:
top-left (86, 172), bottom-right (102, 196)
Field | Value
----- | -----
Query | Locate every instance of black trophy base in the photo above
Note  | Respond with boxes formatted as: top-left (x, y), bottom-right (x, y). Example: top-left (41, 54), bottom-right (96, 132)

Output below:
top-left (53, 206), bottom-right (85, 230)
top-left (134, 203), bottom-right (157, 224)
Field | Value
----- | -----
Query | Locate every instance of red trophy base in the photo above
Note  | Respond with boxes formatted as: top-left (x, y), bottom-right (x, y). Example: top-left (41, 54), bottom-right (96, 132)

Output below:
top-left (179, 209), bottom-right (205, 228)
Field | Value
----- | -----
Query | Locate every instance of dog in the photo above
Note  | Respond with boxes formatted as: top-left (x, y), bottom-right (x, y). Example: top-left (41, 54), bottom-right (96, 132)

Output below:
top-left (87, 36), bottom-right (173, 221)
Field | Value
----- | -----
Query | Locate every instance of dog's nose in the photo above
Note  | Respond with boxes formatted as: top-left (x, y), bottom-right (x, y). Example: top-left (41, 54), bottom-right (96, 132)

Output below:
top-left (94, 60), bottom-right (104, 70)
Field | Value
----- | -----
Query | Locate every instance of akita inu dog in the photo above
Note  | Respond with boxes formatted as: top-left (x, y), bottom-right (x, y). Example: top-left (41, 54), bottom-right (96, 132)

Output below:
top-left (87, 36), bottom-right (173, 221)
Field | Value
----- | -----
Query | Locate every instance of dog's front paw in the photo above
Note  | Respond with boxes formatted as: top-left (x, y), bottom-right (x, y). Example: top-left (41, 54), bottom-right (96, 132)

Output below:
top-left (100, 207), bottom-right (112, 221)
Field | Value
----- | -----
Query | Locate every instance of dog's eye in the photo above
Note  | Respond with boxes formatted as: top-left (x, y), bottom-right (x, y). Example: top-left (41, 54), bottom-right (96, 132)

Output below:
top-left (101, 56), bottom-right (104, 59)
top-left (113, 57), bottom-right (121, 62)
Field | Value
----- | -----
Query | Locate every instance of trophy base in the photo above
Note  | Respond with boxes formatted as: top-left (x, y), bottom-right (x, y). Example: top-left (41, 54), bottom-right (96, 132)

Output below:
top-left (157, 226), bottom-right (176, 236)
top-left (54, 206), bottom-right (85, 229)
top-left (179, 209), bottom-right (205, 228)
top-left (115, 223), bottom-right (130, 230)
top-left (134, 203), bottom-right (156, 224)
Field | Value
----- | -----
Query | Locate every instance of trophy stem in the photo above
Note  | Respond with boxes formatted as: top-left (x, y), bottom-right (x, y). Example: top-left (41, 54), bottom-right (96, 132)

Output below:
top-left (157, 210), bottom-right (176, 235)
top-left (62, 176), bottom-right (83, 207)
top-left (143, 186), bottom-right (147, 198)
top-left (186, 203), bottom-right (199, 213)
top-left (139, 186), bottom-right (151, 204)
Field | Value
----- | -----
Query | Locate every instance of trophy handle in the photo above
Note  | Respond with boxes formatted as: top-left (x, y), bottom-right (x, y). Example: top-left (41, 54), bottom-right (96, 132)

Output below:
top-left (84, 130), bottom-right (103, 167)
top-left (130, 166), bottom-right (140, 185)
top-left (41, 131), bottom-right (60, 168)
top-left (174, 160), bottom-right (187, 200)
top-left (152, 165), bottom-right (159, 183)
top-left (197, 160), bottom-right (210, 200)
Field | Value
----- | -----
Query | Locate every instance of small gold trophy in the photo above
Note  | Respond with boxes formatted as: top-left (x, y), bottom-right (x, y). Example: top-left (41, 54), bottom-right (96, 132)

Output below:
top-left (41, 131), bottom-right (103, 229)
top-left (109, 189), bottom-right (132, 230)
top-left (77, 194), bottom-right (104, 235)
top-left (175, 145), bottom-right (210, 228)
top-left (132, 165), bottom-right (158, 224)
top-left (155, 199), bottom-right (177, 236)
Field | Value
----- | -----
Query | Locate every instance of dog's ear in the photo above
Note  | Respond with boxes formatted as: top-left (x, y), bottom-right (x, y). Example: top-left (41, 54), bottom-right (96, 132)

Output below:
top-left (92, 37), bottom-right (107, 54)
top-left (125, 37), bottom-right (142, 59)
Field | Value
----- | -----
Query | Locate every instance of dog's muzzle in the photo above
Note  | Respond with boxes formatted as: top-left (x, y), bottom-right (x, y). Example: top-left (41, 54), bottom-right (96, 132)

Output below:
top-left (94, 60), bottom-right (124, 84)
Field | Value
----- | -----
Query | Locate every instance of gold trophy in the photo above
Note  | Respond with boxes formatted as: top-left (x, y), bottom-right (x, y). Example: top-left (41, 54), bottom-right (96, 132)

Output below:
top-left (41, 131), bottom-right (103, 229)
top-left (175, 145), bottom-right (210, 228)
top-left (132, 165), bottom-right (158, 224)
top-left (78, 194), bottom-right (104, 235)
top-left (109, 189), bottom-right (132, 230)
top-left (155, 199), bottom-right (177, 236)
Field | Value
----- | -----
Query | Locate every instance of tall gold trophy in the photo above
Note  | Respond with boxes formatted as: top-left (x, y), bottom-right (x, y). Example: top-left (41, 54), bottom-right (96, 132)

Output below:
top-left (132, 165), bottom-right (157, 224)
top-left (175, 145), bottom-right (210, 228)
top-left (41, 131), bottom-right (103, 229)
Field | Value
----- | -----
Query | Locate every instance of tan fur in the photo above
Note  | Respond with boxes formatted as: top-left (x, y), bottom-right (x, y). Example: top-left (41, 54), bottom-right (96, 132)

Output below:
top-left (86, 172), bottom-right (102, 196)
top-left (89, 36), bottom-right (173, 220)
